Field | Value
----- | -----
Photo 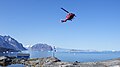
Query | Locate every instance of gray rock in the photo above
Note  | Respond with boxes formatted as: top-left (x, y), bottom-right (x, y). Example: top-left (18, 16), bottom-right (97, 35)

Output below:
top-left (31, 43), bottom-right (53, 51)
top-left (1, 56), bottom-right (120, 67)
top-left (24, 57), bottom-right (120, 67)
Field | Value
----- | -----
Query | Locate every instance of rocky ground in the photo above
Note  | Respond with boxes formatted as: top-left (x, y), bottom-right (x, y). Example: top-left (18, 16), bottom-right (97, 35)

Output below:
top-left (1, 56), bottom-right (120, 67)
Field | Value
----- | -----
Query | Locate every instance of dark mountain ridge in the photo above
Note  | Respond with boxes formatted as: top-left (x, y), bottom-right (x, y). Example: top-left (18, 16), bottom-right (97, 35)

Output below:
top-left (0, 35), bottom-right (26, 52)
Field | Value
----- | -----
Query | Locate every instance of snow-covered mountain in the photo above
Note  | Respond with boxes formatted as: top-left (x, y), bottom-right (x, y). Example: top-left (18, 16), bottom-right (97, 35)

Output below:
top-left (0, 35), bottom-right (26, 52)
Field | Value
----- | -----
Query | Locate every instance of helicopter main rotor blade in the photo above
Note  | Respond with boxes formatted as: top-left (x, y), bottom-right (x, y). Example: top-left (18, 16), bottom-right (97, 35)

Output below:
top-left (61, 8), bottom-right (69, 13)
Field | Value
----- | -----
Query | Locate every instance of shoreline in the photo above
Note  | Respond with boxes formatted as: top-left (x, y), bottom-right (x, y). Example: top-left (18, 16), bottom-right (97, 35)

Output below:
top-left (0, 56), bottom-right (120, 67)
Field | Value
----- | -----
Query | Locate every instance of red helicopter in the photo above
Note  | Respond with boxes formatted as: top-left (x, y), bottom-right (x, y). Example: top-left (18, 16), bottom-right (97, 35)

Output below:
top-left (61, 8), bottom-right (76, 23)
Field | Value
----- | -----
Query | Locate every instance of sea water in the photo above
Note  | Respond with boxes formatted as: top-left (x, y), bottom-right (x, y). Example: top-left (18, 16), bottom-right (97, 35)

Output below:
top-left (22, 50), bottom-right (120, 62)
top-left (1, 51), bottom-right (120, 62)
top-left (1, 50), bottom-right (120, 67)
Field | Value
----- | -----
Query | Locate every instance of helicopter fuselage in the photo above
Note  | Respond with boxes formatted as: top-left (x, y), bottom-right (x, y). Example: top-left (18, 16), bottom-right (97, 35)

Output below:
top-left (61, 13), bottom-right (75, 22)
top-left (61, 8), bottom-right (76, 22)
top-left (66, 13), bottom-right (75, 20)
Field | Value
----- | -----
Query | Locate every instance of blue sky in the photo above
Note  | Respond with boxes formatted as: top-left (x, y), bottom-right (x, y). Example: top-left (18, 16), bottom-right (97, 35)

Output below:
top-left (0, 0), bottom-right (120, 50)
